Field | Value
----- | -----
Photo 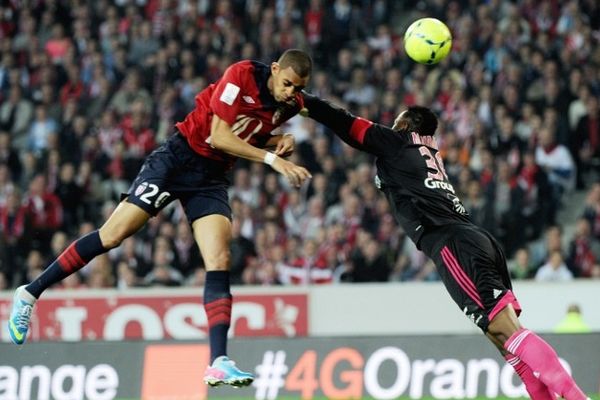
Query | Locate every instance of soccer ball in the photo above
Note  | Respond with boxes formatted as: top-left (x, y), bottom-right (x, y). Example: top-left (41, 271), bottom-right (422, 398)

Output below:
top-left (404, 18), bottom-right (452, 65)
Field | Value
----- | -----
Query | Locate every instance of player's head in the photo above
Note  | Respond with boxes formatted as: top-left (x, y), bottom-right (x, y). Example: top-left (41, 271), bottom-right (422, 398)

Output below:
top-left (392, 106), bottom-right (438, 136)
top-left (270, 49), bottom-right (312, 103)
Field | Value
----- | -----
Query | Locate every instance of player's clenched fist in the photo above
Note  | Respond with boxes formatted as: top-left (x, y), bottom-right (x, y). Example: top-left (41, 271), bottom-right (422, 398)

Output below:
top-left (271, 157), bottom-right (311, 187)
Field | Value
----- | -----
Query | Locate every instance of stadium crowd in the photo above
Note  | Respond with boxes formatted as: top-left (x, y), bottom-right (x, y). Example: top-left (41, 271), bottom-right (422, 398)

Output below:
top-left (0, 0), bottom-right (599, 290)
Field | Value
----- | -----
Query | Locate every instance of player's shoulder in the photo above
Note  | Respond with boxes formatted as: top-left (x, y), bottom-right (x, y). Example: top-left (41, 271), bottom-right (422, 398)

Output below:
top-left (368, 123), bottom-right (409, 144)
top-left (228, 60), bottom-right (268, 74)
top-left (226, 60), bottom-right (270, 90)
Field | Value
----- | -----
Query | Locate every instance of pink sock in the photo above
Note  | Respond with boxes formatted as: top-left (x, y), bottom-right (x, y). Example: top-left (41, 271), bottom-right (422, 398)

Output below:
top-left (505, 329), bottom-right (588, 400)
top-left (505, 354), bottom-right (555, 400)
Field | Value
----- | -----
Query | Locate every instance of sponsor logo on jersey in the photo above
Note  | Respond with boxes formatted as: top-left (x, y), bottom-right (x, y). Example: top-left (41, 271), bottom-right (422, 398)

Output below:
top-left (220, 82), bottom-right (240, 105)
top-left (448, 194), bottom-right (468, 215)
top-left (424, 177), bottom-right (456, 193)
top-left (135, 182), bottom-right (148, 196)
top-left (463, 306), bottom-right (483, 326)
top-left (272, 107), bottom-right (284, 124)
top-left (242, 95), bottom-right (255, 104)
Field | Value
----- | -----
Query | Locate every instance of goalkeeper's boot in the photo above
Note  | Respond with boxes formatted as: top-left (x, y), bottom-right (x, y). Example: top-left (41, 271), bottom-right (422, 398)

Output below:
top-left (204, 356), bottom-right (254, 388)
top-left (8, 285), bottom-right (36, 345)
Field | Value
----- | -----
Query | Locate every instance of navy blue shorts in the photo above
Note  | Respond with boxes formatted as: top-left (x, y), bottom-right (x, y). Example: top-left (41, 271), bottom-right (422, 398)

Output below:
top-left (123, 133), bottom-right (232, 222)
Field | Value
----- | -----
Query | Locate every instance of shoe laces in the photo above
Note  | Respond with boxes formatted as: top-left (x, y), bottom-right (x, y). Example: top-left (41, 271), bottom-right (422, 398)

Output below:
top-left (15, 303), bottom-right (33, 330)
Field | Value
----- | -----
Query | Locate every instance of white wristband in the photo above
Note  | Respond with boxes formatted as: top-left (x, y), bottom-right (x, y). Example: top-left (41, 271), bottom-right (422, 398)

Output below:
top-left (263, 152), bottom-right (277, 166)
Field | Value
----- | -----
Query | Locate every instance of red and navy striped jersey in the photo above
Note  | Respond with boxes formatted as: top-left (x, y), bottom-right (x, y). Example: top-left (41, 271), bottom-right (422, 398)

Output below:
top-left (176, 60), bottom-right (303, 168)
top-left (302, 93), bottom-right (471, 248)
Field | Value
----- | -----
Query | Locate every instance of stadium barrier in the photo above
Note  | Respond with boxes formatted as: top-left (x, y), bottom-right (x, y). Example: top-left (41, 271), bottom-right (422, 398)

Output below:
top-left (1, 334), bottom-right (599, 399)
top-left (1, 281), bottom-right (599, 342)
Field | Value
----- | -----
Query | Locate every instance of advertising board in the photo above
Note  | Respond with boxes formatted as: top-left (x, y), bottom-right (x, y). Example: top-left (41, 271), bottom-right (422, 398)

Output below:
top-left (1, 334), bottom-right (598, 399)
top-left (0, 293), bottom-right (308, 342)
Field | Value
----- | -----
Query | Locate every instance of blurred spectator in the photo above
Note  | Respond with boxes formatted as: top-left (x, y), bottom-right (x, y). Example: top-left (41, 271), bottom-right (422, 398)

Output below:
top-left (345, 230), bottom-right (391, 282)
top-left (462, 179), bottom-right (495, 234)
top-left (0, 133), bottom-right (21, 180)
top-left (535, 125), bottom-right (576, 200)
top-left (298, 196), bottom-right (325, 240)
top-left (28, 105), bottom-right (58, 156)
top-left (144, 245), bottom-right (183, 287)
top-left (23, 249), bottom-right (45, 286)
top-left (121, 100), bottom-right (156, 160)
top-left (282, 190), bottom-right (305, 237)
top-left (60, 272), bottom-right (87, 291)
top-left (0, 86), bottom-right (33, 149)
top-left (111, 236), bottom-right (146, 278)
top-left (343, 68), bottom-right (376, 106)
top-left (172, 220), bottom-right (201, 277)
top-left (45, 24), bottom-right (71, 64)
top-left (47, 231), bottom-right (68, 263)
top-left (517, 151), bottom-right (555, 238)
top-left (187, 267), bottom-right (207, 287)
top-left (530, 225), bottom-right (565, 269)
top-left (229, 217), bottom-right (255, 285)
top-left (583, 183), bottom-right (600, 239)
top-left (109, 70), bottom-right (153, 116)
top-left (566, 218), bottom-right (600, 278)
top-left (509, 247), bottom-right (536, 279)
top-left (87, 254), bottom-right (115, 288)
top-left (22, 174), bottom-right (63, 251)
top-left (116, 260), bottom-right (140, 289)
top-left (128, 21), bottom-right (160, 65)
top-left (0, 164), bottom-right (16, 206)
top-left (60, 64), bottom-right (85, 106)
top-left (573, 96), bottom-right (600, 188)
top-left (0, 271), bottom-right (8, 290)
top-left (0, 190), bottom-right (28, 283)
top-left (489, 160), bottom-right (524, 255)
top-left (229, 168), bottom-right (260, 208)
top-left (281, 238), bottom-right (332, 284)
top-left (535, 250), bottom-right (574, 282)
top-left (54, 163), bottom-right (84, 231)
top-left (553, 303), bottom-right (592, 333)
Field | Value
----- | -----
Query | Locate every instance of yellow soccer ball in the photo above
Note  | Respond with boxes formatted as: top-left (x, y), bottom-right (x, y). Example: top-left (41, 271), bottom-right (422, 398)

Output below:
top-left (404, 18), bottom-right (452, 65)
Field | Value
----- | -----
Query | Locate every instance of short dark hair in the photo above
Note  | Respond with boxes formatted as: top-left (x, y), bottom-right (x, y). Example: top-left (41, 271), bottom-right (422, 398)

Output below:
top-left (278, 49), bottom-right (313, 77)
top-left (404, 106), bottom-right (438, 136)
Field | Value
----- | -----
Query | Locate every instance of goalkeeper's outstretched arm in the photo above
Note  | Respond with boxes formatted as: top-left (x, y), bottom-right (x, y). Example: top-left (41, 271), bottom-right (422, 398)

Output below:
top-left (301, 92), bottom-right (408, 157)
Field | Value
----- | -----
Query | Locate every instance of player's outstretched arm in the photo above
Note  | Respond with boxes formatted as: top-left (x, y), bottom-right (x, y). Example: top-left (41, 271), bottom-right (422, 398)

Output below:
top-left (302, 92), bottom-right (406, 157)
top-left (211, 115), bottom-right (310, 187)
top-left (302, 92), bottom-right (369, 151)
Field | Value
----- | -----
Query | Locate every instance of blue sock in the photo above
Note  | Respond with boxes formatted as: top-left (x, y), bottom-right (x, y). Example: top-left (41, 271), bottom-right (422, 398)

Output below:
top-left (204, 270), bottom-right (232, 363)
top-left (26, 231), bottom-right (107, 298)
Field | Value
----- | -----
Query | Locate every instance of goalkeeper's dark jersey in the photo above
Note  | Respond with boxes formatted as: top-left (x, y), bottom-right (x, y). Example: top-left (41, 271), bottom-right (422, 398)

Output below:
top-left (303, 93), bottom-right (471, 248)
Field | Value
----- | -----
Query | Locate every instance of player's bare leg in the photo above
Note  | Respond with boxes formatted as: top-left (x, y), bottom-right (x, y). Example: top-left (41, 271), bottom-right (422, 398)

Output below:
top-left (193, 214), bottom-right (254, 388)
top-left (488, 306), bottom-right (589, 400)
top-left (98, 201), bottom-right (152, 248)
top-left (8, 200), bottom-right (150, 345)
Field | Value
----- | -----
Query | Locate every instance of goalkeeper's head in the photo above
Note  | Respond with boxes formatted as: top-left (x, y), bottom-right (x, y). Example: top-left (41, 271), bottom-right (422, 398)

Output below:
top-left (392, 106), bottom-right (438, 136)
